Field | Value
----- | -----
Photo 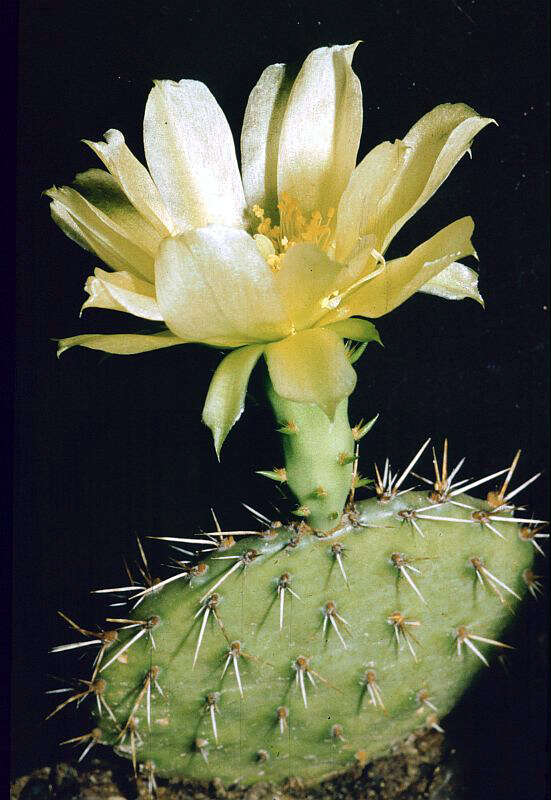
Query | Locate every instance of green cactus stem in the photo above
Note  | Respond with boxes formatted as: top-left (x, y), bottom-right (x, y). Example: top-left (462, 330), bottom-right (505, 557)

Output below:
top-left (266, 381), bottom-right (355, 531)
top-left (63, 480), bottom-right (537, 787)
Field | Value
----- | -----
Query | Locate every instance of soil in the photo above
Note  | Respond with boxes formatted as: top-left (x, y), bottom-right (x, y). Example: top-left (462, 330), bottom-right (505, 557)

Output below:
top-left (11, 730), bottom-right (467, 800)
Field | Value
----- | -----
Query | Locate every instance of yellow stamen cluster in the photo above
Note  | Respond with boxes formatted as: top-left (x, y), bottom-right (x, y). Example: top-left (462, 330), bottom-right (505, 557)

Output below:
top-left (252, 193), bottom-right (335, 271)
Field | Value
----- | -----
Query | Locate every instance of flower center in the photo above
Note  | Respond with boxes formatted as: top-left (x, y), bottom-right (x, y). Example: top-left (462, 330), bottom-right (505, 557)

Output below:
top-left (252, 193), bottom-right (335, 271)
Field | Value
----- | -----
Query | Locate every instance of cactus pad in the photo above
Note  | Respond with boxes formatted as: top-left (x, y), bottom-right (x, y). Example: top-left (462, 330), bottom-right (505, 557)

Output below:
top-left (66, 485), bottom-right (536, 787)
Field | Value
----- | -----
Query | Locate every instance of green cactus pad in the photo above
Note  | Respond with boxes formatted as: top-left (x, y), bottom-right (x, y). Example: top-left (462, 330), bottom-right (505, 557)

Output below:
top-left (90, 490), bottom-right (534, 786)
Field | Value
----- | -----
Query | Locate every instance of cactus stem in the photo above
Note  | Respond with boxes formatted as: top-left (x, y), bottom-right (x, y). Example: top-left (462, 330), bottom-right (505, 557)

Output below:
top-left (390, 553), bottom-right (428, 605)
top-left (387, 612), bottom-right (421, 661)
top-left (268, 385), bottom-right (356, 530)
top-left (455, 626), bottom-right (513, 667)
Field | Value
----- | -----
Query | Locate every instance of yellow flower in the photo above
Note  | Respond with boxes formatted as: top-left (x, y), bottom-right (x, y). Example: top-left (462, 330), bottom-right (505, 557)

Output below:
top-left (48, 43), bottom-right (493, 452)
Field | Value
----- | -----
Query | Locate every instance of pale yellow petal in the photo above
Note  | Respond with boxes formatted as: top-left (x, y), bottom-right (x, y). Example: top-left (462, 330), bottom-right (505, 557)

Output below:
top-left (155, 227), bottom-right (290, 343)
top-left (82, 268), bottom-right (163, 321)
top-left (334, 140), bottom-right (406, 261)
top-left (46, 183), bottom-right (155, 280)
top-left (419, 261), bottom-right (484, 306)
top-left (277, 43), bottom-right (362, 217)
top-left (56, 330), bottom-right (188, 357)
top-left (72, 169), bottom-right (162, 258)
top-left (143, 80), bottom-right (246, 231)
top-left (240, 63), bottom-right (294, 220)
top-left (272, 243), bottom-right (343, 331)
top-left (265, 329), bottom-right (357, 418)
top-left (202, 345), bottom-right (264, 458)
top-left (379, 104), bottom-right (494, 252)
top-left (50, 199), bottom-right (93, 252)
top-left (330, 217), bottom-right (476, 319)
top-left (84, 130), bottom-right (174, 235)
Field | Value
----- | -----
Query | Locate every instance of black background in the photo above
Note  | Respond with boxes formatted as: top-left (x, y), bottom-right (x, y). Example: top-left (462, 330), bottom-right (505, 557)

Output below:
top-left (15, 1), bottom-right (549, 797)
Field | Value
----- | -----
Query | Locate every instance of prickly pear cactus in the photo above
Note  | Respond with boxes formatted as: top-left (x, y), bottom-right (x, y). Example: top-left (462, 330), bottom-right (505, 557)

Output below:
top-left (49, 435), bottom-right (545, 787)
top-left (45, 40), bottom-right (547, 792)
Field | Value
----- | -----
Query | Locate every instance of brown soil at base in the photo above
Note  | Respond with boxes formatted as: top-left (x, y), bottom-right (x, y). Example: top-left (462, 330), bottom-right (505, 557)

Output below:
top-left (11, 730), bottom-right (467, 800)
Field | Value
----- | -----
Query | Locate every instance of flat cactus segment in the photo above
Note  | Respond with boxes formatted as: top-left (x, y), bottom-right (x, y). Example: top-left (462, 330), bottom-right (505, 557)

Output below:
top-left (91, 491), bottom-right (534, 786)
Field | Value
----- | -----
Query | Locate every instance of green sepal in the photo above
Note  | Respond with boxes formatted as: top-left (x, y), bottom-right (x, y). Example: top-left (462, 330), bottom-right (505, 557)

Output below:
top-left (345, 341), bottom-right (368, 364)
top-left (324, 317), bottom-right (382, 345)
top-left (352, 413), bottom-right (380, 440)
top-left (256, 468), bottom-right (287, 483)
top-left (202, 344), bottom-right (264, 459)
